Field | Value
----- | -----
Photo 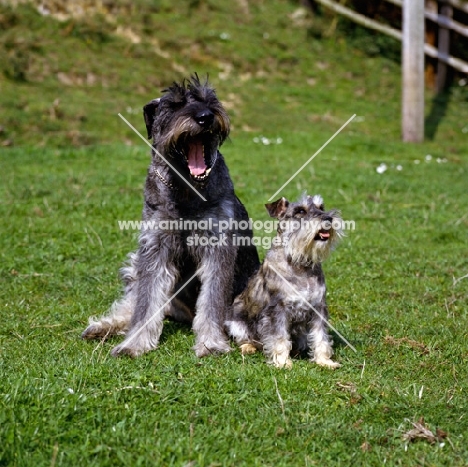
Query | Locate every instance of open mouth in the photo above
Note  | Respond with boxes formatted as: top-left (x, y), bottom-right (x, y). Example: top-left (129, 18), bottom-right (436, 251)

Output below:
top-left (314, 229), bottom-right (331, 241)
top-left (185, 136), bottom-right (213, 182)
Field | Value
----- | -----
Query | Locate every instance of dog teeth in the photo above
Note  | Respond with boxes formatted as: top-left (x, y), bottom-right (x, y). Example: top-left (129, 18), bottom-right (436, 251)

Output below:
top-left (192, 167), bottom-right (212, 181)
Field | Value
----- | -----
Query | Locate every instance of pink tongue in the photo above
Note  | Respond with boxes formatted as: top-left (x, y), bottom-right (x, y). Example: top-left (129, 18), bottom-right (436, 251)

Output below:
top-left (320, 231), bottom-right (330, 238)
top-left (188, 141), bottom-right (207, 176)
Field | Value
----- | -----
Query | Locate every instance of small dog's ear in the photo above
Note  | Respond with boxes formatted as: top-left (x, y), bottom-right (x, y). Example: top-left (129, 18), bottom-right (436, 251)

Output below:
top-left (309, 194), bottom-right (324, 210)
top-left (265, 197), bottom-right (289, 218)
top-left (143, 98), bottom-right (160, 139)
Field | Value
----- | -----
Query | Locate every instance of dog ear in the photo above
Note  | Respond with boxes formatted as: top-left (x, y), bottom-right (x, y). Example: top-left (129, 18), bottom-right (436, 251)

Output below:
top-left (143, 98), bottom-right (160, 139)
top-left (265, 197), bottom-right (289, 218)
top-left (308, 194), bottom-right (324, 210)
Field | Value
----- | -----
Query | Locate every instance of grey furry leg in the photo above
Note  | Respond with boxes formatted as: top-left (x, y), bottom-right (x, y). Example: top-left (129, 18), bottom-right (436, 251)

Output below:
top-left (82, 252), bottom-right (138, 339)
top-left (192, 248), bottom-right (235, 357)
top-left (111, 239), bottom-right (179, 358)
top-left (263, 335), bottom-right (293, 369)
top-left (259, 314), bottom-right (292, 368)
top-left (225, 316), bottom-right (257, 354)
top-left (307, 308), bottom-right (340, 369)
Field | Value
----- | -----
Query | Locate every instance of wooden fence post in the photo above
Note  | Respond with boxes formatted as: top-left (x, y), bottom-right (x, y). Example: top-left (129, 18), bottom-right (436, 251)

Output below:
top-left (425, 0), bottom-right (438, 89)
top-left (402, 0), bottom-right (425, 142)
top-left (437, 1), bottom-right (453, 92)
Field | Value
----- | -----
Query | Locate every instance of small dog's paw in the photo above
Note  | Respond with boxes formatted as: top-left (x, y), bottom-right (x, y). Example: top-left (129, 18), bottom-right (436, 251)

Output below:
top-left (81, 323), bottom-right (108, 340)
top-left (193, 339), bottom-right (231, 358)
top-left (270, 354), bottom-right (293, 369)
top-left (111, 339), bottom-right (156, 358)
top-left (240, 343), bottom-right (257, 355)
top-left (315, 357), bottom-right (341, 369)
top-left (111, 343), bottom-right (146, 358)
top-left (272, 358), bottom-right (292, 370)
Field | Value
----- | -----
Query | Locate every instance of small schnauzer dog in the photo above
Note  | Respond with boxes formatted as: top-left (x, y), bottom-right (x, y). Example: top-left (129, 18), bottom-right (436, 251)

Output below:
top-left (82, 75), bottom-right (259, 357)
top-left (226, 194), bottom-right (342, 369)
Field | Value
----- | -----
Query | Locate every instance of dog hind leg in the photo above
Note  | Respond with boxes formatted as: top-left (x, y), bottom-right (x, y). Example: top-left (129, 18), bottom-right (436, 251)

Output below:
top-left (82, 252), bottom-right (138, 340)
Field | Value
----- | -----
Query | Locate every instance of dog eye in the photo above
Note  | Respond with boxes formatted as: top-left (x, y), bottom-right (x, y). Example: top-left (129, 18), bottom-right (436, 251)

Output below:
top-left (294, 208), bottom-right (307, 217)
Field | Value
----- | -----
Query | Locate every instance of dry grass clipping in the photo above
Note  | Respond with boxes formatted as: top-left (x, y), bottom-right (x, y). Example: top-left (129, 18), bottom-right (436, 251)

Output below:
top-left (402, 417), bottom-right (447, 445)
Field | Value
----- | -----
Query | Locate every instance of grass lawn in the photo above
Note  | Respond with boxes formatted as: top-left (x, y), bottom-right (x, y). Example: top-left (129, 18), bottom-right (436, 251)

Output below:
top-left (1, 1), bottom-right (468, 466)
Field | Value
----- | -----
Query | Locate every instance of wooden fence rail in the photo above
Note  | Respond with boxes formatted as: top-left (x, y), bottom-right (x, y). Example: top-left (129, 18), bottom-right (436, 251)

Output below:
top-left (313, 0), bottom-right (468, 74)
top-left (386, 0), bottom-right (468, 38)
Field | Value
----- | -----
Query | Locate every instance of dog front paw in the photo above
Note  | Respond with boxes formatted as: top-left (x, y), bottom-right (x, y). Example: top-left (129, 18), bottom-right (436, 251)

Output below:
top-left (193, 339), bottom-right (231, 357)
top-left (314, 357), bottom-right (341, 369)
top-left (110, 337), bottom-right (155, 358)
top-left (110, 343), bottom-right (145, 358)
top-left (271, 358), bottom-right (292, 370)
top-left (270, 353), bottom-right (293, 369)
top-left (81, 323), bottom-right (109, 340)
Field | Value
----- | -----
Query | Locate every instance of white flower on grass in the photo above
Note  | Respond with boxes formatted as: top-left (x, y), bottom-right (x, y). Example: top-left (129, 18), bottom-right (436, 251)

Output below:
top-left (414, 159), bottom-right (420, 164)
top-left (425, 154), bottom-right (432, 162)
top-left (67, 388), bottom-right (75, 394)
top-left (396, 164), bottom-right (403, 171)
top-left (253, 136), bottom-right (283, 145)
top-left (376, 163), bottom-right (387, 174)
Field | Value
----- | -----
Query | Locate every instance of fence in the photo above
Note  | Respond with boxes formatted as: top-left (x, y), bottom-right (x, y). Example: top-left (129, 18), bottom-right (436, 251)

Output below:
top-left (313, 0), bottom-right (468, 84)
top-left (312, 0), bottom-right (468, 142)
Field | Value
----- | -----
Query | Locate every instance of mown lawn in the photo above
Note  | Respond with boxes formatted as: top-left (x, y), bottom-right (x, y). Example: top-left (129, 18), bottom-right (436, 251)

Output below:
top-left (1, 1), bottom-right (468, 466)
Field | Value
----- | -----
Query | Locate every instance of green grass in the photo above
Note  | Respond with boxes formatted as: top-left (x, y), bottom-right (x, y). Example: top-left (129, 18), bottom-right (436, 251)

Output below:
top-left (1, 1), bottom-right (468, 466)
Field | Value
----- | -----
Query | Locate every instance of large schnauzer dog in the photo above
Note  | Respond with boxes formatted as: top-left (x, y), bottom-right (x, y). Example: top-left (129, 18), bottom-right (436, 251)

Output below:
top-left (82, 75), bottom-right (260, 357)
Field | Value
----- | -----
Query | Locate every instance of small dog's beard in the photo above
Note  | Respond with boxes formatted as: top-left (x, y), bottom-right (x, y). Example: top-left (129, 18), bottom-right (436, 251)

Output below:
top-left (285, 221), bottom-right (342, 266)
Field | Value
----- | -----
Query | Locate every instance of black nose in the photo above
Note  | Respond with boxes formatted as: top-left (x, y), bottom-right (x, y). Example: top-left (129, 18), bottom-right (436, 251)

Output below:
top-left (323, 216), bottom-right (333, 223)
top-left (195, 110), bottom-right (215, 128)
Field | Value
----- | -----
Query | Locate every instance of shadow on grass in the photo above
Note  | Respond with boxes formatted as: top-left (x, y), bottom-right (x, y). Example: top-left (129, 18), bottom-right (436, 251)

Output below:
top-left (425, 88), bottom-right (452, 140)
top-left (158, 319), bottom-right (193, 345)
top-left (284, 330), bottom-right (358, 362)
top-left (330, 329), bottom-right (364, 361)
